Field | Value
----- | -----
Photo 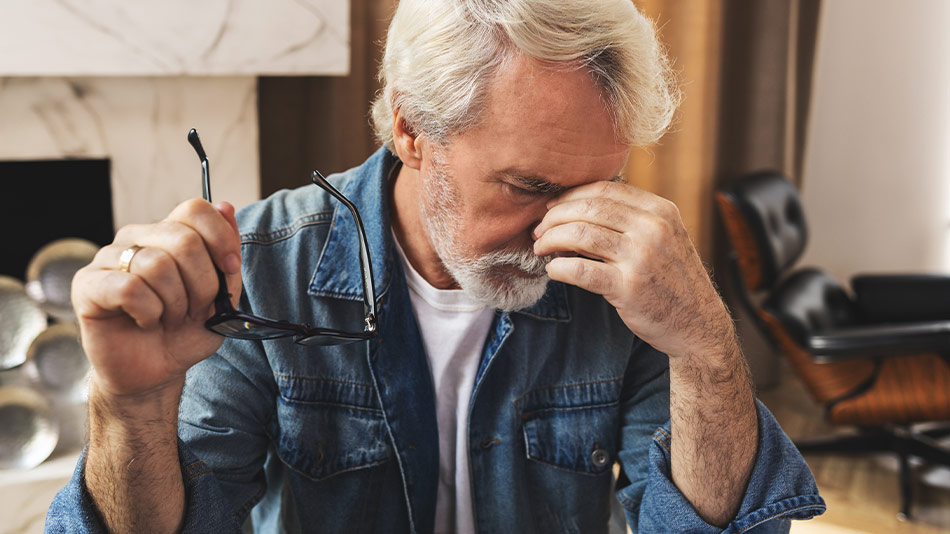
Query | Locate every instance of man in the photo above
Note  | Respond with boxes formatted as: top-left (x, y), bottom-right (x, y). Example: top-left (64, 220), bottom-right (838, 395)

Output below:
top-left (48, 1), bottom-right (825, 532)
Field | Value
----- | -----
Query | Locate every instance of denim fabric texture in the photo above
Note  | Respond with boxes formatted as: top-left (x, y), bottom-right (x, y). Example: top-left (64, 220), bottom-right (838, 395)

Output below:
top-left (46, 147), bottom-right (825, 533)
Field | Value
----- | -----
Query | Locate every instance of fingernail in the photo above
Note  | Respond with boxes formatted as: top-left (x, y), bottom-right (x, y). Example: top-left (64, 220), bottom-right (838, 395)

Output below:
top-left (224, 253), bottom-right (241, 273)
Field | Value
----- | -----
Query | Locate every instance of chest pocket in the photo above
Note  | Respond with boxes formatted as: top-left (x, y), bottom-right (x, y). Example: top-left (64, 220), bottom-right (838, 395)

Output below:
top-left (271, 374), bottom-right (393, 481)
top-left (519, 378), bottom-right (623, 476)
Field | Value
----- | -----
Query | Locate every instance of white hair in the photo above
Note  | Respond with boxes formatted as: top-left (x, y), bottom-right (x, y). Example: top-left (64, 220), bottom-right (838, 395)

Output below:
top-left (371, 0), bottom-right (680, 149)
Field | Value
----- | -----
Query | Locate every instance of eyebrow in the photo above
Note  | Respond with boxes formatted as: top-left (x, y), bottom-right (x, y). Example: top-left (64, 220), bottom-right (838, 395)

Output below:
top-left (503, 173), bottom-right (565, 194)
top-left (495, 171), bottom-right (624, 193)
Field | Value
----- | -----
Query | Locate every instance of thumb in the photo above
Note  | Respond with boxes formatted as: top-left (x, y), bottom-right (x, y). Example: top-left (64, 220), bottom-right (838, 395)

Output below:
top-left (213, 201), bottom-right (243, 307)
top-left (214, 201), bottom-right (239, 235)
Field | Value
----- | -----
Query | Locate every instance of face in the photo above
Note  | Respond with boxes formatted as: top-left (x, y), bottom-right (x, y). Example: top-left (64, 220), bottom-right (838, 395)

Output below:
top-left (403, 55), bottom-right (630, 310)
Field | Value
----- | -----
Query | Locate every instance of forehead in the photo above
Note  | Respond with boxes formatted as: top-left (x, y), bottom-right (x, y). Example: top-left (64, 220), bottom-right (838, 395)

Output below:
top-left (446, 54), bottom-right (630, 188)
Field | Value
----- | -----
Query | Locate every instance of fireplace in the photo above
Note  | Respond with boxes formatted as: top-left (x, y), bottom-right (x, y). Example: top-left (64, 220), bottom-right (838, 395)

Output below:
top-left (1, 159), bottom-right (113, 280)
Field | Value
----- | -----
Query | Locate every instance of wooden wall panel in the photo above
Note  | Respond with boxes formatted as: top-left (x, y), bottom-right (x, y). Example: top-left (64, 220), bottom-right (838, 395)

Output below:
top-left (623, 0), bottom-right (723, 261)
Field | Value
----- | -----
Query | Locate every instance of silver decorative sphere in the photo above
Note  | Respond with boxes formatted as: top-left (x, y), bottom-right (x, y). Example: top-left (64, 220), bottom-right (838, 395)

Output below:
top-left (24, 323), bottom-right (90, 404)
top-left (0, 276), bottom-right (48, 371)
top-left (0, 386), bottom-right (58, 470)
top-left (25, 238), bottom-right (99, 322)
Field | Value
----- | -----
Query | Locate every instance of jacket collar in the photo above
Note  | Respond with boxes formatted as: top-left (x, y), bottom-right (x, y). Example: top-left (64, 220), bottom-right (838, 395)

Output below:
top-left (308, 146), bottom-right (570, 322)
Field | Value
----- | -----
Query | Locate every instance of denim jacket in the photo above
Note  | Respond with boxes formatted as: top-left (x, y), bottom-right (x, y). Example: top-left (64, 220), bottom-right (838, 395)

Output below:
top-left (47, 148), bottom-right (825, 533)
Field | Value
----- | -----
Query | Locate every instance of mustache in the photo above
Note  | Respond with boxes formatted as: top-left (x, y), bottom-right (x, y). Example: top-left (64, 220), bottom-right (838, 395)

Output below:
top-left (472, 247), bottom-right (554, 277)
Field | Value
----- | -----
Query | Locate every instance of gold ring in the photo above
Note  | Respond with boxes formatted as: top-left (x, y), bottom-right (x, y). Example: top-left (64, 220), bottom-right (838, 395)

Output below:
top-left (118, 245), bottom-right (144, 273)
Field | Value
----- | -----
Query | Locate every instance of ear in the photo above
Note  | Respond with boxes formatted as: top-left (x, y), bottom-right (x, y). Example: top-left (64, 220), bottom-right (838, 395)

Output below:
top-left (391, 109), bottom-right (424, 170)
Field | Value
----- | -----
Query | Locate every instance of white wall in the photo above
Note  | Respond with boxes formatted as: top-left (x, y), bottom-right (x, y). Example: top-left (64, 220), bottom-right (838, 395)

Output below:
top-left (800, 0), bottom-right (950, 283)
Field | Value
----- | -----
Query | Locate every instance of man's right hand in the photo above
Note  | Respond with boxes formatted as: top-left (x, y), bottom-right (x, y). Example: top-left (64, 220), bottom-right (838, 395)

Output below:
top-left (72, 198), bottom-right (242, 533)
top-left (73, 198), bottom-right (243, 399)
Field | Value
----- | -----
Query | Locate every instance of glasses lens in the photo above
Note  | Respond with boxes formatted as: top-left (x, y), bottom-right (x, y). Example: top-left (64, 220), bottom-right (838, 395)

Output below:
top-left (294, 332), bottom-right (370, 346)
top-left (208, 317), bottom-right (296, 340)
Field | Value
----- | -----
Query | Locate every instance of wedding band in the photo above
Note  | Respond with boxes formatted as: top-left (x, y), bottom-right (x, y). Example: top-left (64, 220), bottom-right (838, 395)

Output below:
top-left (118, 245), bottom-right (144, 273)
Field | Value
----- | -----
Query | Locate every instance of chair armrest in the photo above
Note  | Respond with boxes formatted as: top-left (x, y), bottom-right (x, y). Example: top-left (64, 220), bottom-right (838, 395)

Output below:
top-left (851, 274), bottom-right (950, 323)
top-left (808, 321), bottom-right (950, 362)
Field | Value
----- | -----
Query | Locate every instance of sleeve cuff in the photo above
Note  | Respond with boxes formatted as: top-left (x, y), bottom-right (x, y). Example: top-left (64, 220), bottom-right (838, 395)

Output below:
top-left (623, 399), bottom-right (826, 533)
top-left (45, 442), bottom-right (242, 534)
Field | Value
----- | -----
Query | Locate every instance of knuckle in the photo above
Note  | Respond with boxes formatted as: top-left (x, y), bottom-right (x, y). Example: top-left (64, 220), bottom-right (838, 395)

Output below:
top-left (595, 231), bottom-right (618, 253)
top-left (571, 222), bottom-right (589, 242)
top-left (583, 198), bottom-right (598, 217)
top-left (138, 249), bottom-right (175, 280)
top-left (92, 245), bottom-right (115, 266)
top-left (175, 197), bottom-right (210, 219)
top-left (660, 198), bottom-right (680, 219)
top-left (117, 275), bottom-right (145, 303)
top-left (605, 200), bottom-right (628, 226)
top-left (168, 225), bottom-right (205, 258)
top-left (572, 260), bottom-right (589, 280)
top-left (643, 215), bottom-right (671, 239)
top-left (113, 223), bottom-right (142, 243)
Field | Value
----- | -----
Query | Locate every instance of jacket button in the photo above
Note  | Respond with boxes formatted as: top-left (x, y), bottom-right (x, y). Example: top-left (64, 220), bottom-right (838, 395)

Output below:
top-left (480, 438), bottom-right (501, 449)
top-left (590, 448), bottom-right (609, 468)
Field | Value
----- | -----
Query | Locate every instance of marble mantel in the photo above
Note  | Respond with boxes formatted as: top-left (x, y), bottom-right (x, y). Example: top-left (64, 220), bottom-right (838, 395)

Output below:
top-left (0, 0), bottom-right (349, 227)
top-left (0, 0), bottom-right (348, 76)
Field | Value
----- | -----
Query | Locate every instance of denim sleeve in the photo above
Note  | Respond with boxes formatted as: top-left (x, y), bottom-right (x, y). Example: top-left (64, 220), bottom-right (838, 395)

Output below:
top-left (45, 336), bottom-right (273, 533)
top-left (45, 443), bottom-right (243, 533)
top-left (177, 336), bottom-right (277, 522)
top-left (614, 343), bottom-right (826, 533)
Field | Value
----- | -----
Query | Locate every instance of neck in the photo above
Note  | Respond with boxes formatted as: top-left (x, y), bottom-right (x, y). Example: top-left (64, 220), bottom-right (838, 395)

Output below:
top-left (391, 161), bottom-right (460, 290)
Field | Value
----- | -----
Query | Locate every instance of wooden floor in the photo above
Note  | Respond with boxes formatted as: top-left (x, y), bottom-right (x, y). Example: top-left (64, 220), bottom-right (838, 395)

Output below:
top-left (759, 360), bottom-right (950, 534)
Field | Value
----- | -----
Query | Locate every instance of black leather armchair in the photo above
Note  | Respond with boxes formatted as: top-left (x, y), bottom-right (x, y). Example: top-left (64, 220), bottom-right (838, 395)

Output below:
top-left (716, 170), bottom-right (950, 519)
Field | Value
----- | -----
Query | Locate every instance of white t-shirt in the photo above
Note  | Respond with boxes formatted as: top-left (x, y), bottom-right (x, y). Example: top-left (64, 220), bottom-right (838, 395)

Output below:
top-left (392, 233), bottom-right (494, 534)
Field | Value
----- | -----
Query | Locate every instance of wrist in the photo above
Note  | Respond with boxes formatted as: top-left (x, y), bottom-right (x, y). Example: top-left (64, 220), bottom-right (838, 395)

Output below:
top-left (668, 335), bottom-right (743, 374)
top-left (88, 374), bottom-right (183, 440)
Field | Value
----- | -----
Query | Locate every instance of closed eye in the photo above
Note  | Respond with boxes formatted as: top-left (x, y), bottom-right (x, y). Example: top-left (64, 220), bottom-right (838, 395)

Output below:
top-left (503, 182), bottom-right (548, 200)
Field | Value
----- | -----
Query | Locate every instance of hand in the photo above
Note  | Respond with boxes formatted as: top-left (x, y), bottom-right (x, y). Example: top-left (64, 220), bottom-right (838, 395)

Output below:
top-left (533, 181), bottom-right (734, 360)
top-left (72, 199), bottom-right (242, 399)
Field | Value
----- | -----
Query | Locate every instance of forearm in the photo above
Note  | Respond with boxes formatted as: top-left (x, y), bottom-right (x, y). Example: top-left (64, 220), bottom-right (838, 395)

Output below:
top-left (86, 376), bottom-right (186, 534)
top-left (668, 335), bottom-right (758, 527)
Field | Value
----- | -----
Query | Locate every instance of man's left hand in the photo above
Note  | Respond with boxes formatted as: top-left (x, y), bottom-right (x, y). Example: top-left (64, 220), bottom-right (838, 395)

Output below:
top-left (534, 180), bottom-right (758, 527)
top-left (533, 180), bottom-right (734, 361)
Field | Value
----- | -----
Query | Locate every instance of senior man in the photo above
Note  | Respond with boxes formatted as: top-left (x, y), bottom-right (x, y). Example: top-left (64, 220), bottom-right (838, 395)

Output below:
top-left (48, 1), bottom-right (824, 533)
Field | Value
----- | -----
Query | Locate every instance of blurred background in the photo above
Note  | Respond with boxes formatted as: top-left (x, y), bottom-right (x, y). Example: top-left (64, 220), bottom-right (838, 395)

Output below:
top-left (0, 0), bottom-right (948, 532)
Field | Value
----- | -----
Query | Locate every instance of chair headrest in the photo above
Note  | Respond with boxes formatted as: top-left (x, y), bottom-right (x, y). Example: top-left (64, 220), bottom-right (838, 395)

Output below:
top-left (763, 268), bottom-right (858, 348)
top-left (723, 171), bottom-right (808, 288)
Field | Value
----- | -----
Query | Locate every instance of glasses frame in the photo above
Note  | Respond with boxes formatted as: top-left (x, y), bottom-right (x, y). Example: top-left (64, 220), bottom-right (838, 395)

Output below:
top-left (187, 129), bottom-right (378, 346)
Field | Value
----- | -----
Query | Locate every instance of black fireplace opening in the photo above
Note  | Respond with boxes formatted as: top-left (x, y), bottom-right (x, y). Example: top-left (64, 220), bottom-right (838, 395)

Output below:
top-left (1, 159), bottom-right (113, 280)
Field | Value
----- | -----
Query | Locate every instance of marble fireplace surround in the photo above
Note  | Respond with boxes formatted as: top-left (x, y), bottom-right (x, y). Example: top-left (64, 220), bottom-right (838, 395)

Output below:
top-left (0, 0), bottom-right (349, 227)
top-left (0, 4), bottom-right (348, 531)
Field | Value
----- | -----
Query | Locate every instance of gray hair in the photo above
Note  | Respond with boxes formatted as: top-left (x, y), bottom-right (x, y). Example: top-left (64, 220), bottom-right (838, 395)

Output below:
top-left (371, 0), bottom-right (680, 149)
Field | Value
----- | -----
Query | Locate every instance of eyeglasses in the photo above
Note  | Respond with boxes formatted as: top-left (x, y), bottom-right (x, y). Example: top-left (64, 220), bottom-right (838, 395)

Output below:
top-left (187, 129), bottom-right (378, 345)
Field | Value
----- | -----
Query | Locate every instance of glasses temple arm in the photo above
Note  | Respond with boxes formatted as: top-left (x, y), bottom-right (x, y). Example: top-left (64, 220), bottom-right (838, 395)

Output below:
top-left (189, 128), bottom-right (232, 309)
top-left (312, 171), bottom-right (378, 332)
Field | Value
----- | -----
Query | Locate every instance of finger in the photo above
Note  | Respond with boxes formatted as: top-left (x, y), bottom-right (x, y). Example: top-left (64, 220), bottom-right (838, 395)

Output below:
top-left (545, 256), bottom-right (621, 298)
top-left (533, 221), bottom-right (628, 262)
top-left (168, 198), bottom-right (242, 274)
top-left (547, 180), bottom-right (679, 221)
top-left (114, 221), bottom-right (222, 321)
top-left (212, 202), bottom-right (244, 308)
top-left (73, 268), bottom-right (165, 330)
top-left (214, 201), bottom-right (239, 235)
top-left (114, 245), bottom-right (189, 327)
top-left (534, 197), bottom-right (637, 238)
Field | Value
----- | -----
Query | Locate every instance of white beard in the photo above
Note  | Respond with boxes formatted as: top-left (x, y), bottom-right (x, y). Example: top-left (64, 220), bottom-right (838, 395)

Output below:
top-left (418, 149), bottom-right (553, 311)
